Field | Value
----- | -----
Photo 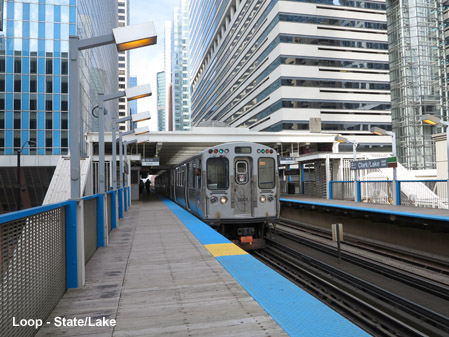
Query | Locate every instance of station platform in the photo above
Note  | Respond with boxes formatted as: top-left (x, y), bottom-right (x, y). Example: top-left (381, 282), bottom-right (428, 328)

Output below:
top-left (281, 195), bottom-right (449, 223)
top-left (36, 193), bottom-right (368, 337)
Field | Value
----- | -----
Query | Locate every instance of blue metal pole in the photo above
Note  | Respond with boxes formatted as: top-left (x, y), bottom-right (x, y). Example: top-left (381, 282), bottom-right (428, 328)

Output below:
top-left (329, 181), bottom-right (333, 200)
top-left (110, 191), bottom-right (117, 229)
top-left (97, 195), bottom-right (104, 247)
top-left (124, 187), bottom-right (128, 212)
top-left (128, 186), bottom-right (131, 208)
top-left (65, 200), bottom-right (78, 289)
top-left (357, 181), bottom-right (362, 202)
top-left (118, 188), bottom-right (123, 219)
top-left (396, 181), bottom-right (401, 206)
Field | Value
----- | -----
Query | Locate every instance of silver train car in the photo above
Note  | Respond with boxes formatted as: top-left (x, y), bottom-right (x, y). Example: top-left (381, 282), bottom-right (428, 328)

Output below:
top-left (155, 142), bottom-right (280, 249)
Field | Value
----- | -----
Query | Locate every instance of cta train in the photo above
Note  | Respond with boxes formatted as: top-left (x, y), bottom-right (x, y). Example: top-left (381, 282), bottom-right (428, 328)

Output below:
top-left (155, 142), bottom-right (280, 249)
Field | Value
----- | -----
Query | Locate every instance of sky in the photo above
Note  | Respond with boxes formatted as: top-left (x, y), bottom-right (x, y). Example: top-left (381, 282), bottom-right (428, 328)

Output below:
top-left (129, 0), bottom-right (179, 130)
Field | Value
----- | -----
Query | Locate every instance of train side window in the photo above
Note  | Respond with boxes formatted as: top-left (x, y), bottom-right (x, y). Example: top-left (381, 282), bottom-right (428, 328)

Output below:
top-left (258, 158), bottom-right (275, 189)
top-left (206, 157), bottom-right (229, 190)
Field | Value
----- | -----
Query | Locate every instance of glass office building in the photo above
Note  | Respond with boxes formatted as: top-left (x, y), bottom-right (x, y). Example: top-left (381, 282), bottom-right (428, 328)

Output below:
top-left (0, 0), bottom-right (118, 156)
top-left (0, 0), bottom-right (118, 212)
top-left (172, 0), bottom-right (190, 131)
top-left (157, 71), bottom-right (166, 131)
top-left (386, 0), bottom-right (448, 170)
top-left (189, 0), bottom-right (392, 146)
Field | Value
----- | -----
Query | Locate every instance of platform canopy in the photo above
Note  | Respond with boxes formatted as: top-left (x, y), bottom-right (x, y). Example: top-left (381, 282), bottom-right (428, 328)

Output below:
top-left (86, 127), bottom-right (389, 174)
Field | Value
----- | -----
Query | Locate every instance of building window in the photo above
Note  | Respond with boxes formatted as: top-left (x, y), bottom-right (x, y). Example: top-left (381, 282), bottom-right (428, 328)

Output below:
top-left (46, 59), bottom-right (53, 74)
top-left (14, 59), bottom-right (21, 73)
top-left (30, 59), bottom-right (37, 73)
top-left (61, 59), bottom-right (68, 74)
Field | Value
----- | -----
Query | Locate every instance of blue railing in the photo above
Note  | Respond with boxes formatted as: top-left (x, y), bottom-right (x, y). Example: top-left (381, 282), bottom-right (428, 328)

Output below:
top-left (0, 186), bottom-right (132, 336)
top-left (329, 180), bottom-right (448, 208)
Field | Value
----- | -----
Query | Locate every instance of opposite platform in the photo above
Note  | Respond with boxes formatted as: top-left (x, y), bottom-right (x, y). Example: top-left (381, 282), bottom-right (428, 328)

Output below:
top-left (36, 194), bottom-right (286, 337)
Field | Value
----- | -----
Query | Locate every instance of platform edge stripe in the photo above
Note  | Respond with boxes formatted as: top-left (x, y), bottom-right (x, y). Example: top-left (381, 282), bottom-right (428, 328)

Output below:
top-left (216, 254), bottom-right (371, 337)
top-left (280, 198), bottom-right (449, 222)
top-left (158, 194), bottom-right (231, 245)
top-left (204, 243), bottom-right (248, 257)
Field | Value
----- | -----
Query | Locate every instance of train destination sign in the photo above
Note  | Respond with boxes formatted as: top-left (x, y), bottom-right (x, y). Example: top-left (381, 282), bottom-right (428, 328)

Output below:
top-left (141, 158), bottom-right (159, 167)
top-left (350, 157), bottom-right (397, 170)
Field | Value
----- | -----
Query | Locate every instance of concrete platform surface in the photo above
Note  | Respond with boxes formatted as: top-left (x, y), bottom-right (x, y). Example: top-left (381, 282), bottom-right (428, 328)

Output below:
top-left (36, 195), bottom-right (287, 337)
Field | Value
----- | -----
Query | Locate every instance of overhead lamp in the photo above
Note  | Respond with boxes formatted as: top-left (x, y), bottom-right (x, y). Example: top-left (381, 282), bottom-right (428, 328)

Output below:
top-left (421, 114), bottom-right (441, 126)
top-left (126, 84), bottom-right (152, 101)
top-left (370, 127), bottom-right (387, 136)
top-left (113, 21), bottom-right (157, 52)
top-left (131, 111), bottom-right (151, 123)
top-left (134, 126), bottom-right (150, 135)
top-left (335, 135), bottom-right (348, 143)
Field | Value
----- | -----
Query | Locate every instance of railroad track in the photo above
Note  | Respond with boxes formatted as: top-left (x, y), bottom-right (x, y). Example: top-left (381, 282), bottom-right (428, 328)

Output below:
top-left (279, 217), bottom-right (449, 280)
top-left (255, 227), bottom-right (449, 336)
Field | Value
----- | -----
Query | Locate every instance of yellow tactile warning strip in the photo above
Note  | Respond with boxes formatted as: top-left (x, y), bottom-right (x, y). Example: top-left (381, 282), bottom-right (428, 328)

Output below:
top-left (205, 243), bottom-right (248, 257)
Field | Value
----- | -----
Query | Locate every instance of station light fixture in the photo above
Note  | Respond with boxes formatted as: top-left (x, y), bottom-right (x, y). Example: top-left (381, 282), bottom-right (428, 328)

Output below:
top-left (335, 135), bottom-right (349, 143)
top-left (113, 21), bottom-right (157, 51)
top-left (70, 21), bottom-right (157, 200)
top-left (131, 111), bottom-right (151, 123)
top-left (125, 84), bottom-right (152, 101)
top-left (370, 127), bottom-right (387, 136)
top-left (421, 114), bottom-right (441, 126)
top-left (134, 126), bottom-right (150, 135)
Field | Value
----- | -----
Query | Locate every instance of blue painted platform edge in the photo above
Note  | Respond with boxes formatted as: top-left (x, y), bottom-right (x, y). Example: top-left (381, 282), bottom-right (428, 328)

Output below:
top-left (159, 194), bottom-right (368, 336)
top-left (159, 195), bottom-right (231, 245)
top-left (281, 198), bottom-right (449, 222)
top-left (217, 254), bottom-right (369, 337)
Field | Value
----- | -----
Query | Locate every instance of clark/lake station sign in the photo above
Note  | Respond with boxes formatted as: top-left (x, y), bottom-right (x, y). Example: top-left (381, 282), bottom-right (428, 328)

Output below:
top-left (350, 157), bottom-right (397, 170)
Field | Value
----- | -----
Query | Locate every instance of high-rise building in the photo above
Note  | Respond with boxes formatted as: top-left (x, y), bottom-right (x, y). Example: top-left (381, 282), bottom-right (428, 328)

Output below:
top-left (157, 71), bottom-right (166, 131)
top-left (129, 75), bottom-right (137, 129)
top-left (386, 0), bottom-right (448, 170)
top-left (172, 0), bottom-right (190, 131)
top-left (0, 0), bottom-right (118, 212)
top-left (189, 0), bottom-right (392, 151)
top-left (164, 20), bottom-right (172, 131)
top-left (117, 0), bottom-right (130, 131)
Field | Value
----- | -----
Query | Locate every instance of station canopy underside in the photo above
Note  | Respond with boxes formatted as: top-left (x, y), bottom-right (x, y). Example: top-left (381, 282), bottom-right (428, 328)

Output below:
top-left (86, 127), bottom-right (381, 174)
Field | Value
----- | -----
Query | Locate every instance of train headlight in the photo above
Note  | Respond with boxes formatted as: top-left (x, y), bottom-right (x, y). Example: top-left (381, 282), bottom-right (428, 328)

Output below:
top-left (260, 195), bottom-right (267, 203)
top-left (210, 196), bottom-right (218, 204)
top-left (268, 195), bottom-right (274, 202)
top-left (220, 196), bottom-right (228, 204)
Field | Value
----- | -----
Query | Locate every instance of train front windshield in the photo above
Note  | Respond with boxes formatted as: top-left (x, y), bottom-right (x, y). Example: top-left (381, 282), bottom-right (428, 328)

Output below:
top-left (258, 158), bottom-right (275, 189)
top-left (207, 158), bottom-right (229, 190)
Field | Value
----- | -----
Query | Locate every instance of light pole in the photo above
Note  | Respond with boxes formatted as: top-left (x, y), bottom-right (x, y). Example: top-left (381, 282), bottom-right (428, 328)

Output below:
top-left (335, 135), bottom-right (358, 202)
top-left (371, 127), bottom-right (398, 205)
top-left (112, 116), bottom-right (150, 190)
top-left (422, 114), bottom-right (449, 207)
top-left (70, 21), bottom-right (157, 200)
top-left (16, 140), bottom-right (36, 210)
top-left (117, 125), bottom-right (149, 189)
top-left (97, 87), bottom-right (151, 193)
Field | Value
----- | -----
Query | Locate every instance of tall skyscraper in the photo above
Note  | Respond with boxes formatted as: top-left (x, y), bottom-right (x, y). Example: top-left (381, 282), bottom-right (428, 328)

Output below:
top-left (0, 0), bottom-right (118, 211)
top-left (386, 0), bottom-right (448, 170)
top-left (117, 0), bottom-right (130, 131)
top-left (164, 21), bottom-right (172, 131)
top-left (157, 71), bottom-right (166, 131)
top-left (189, 0), bottom-right (391, 151)
top-left (129, 75), bottom-right (137, 129)
top-left (172, 0), bottom-right (190, 131)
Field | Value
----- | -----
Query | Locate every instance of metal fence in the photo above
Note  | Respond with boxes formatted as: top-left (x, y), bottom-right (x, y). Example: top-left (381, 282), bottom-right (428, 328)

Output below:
top-left (83, 197), bottom-right (98, 265)
top-left (0, 186), bottom-right (127, 337)
top-left (330, 180), bottom-right (448, 209)
top-left (1, 203), bottom-right (69, 337)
